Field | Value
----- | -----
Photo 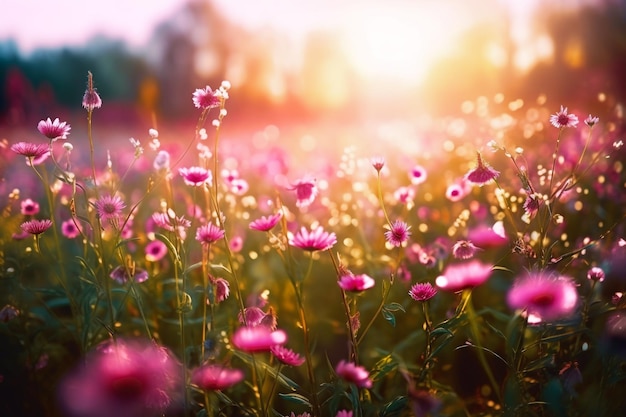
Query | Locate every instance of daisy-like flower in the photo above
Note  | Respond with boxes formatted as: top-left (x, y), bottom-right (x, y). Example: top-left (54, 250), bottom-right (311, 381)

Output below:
top-left (191, 365), bottom-right (244, 391)
top-left (290, 226), bottom-right (337, 251)
top-left (93, 195), bottom-right (126, 222)
top-left (179, 166), bottom-right (212, 187)
top-left (409, 282), bottom-right (437, 301)
top-left (10, 142), bottom-right (50, 160)
top-left (586, 267), bottom-right (605, 282)
top-left (550, 105), bottom-right (579, 129)
top-left (338, 273), bottom-right (375, 292)
top-left (270, 345), bottom-right (305, 366)
top-left (20, 198), bottom-right (40, 216)
top-left (289, 175), bottom-right (318, 208)
top-left (409, 164), bottom-right (427, 185)
top-left (465, 152), bottom-right (499, 186)
top-left (249, 212), bottom-right (283, 231)
top-left (192, 86), bottom-right (221, 109)
top-left (145, 240), bottom-right (168, 262)
top-left (110, 265), bottom-right (149, 284)
top-left (82, 71), bottom-right (103, 111)
top-left (335, 360), bottom-right (372, 389)
top-left (584, 114), bottom-right (599, 127)
top-left (371, 156), bottom-right (385, 172)
top-left (59, 339), bottom-right (181, 417)
top-left (452, 240), bottom-right (480, 260)
top-left (21, 219), bottom-right (53, 235)
top-left (384, 220), bottom-right (411, 247)
top-left (195, 222), bottom-right (225, 245)
top-left (435, 260), bottom-right (493, 292)
top-left (37, 117), bottom-right (71, 140)
top-left (61, 219), bottom-right (82, 239)
top-left (232, 326), bottom-right (287, 352)
top-left (507, 272), bottom-right (578, 323)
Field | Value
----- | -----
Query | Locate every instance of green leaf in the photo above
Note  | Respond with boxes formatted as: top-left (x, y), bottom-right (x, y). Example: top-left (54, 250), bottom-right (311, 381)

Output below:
top-left (278, 393), bottom-right (312, 407)
top-left (382, 309), bottom-right (396, 327)
top-left (384, 302), bottom-right (405, 312)
top-left (380, 396), bottom-right (408, 417)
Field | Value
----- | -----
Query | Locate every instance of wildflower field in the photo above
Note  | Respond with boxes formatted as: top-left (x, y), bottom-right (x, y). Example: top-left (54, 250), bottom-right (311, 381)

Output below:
top-left (1, 72), bottom-right (625, 417)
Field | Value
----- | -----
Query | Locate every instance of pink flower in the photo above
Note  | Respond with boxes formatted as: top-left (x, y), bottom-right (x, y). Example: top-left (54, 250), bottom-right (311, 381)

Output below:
top-left (550, 105), bottom-right (579, 129)
top-left (20, 198), bottom-right (40, 215)
top-left (110, 266), bottom-right (149, 284)
top-left (584, 114), bottom-right (599, 127)
top-left (587, 267), bottom-right (605, 282)
top-left (211, 277), bottom-right (230, 303)
top-left (82, 71), bottom-right (103, 111)
top-left (152, 212), bottom-right (191, 240)
top-left (409, 165), bottom-right (427, 185)
top-left (394, 186), bottom-right (415, 205)
top-left (445, 180), bottom-right (471, 202)
top-left (11, 141), bottom-right (50, 159)
top-left (452, 240), bottom-right (480, 260)
top-left (435, 260), bottom-right (493, 292)
top-left (270, 345), bottom-right (305, 366)
top-left (507, 272), bottom-right (578, 323)
top-left (467, 221), bottom-right (508, 248)
top-left (178, 166), bottom-right (212, 186)
top-left (384, 220), bottom-right (411, 247)
top-left (191, 365), bottom-right (243, 391)
top-left (249, 212), bottom-right (282, 231)
top-left (61, 219), bottom-right (82, 239)
top-left (231, 326), bottom-right (287, 352)
top-left (195, 222), bottom-right (225, 245)
top-left (409, 282), bottom-right (437, 301)
top-left (238, 306), bottom-right (277, 329)
top-left (145, 240), bottom-right (168, 262)
top-left (21, 219), bottom-right (52, 235)
top-left (371, 156), bottom-right (385, 172)
top-left (192, 86), bottom-right (221, 109)
top-left (335, 360), bottom-right (372, 388)
top-left (290, 226), bottom-right (337, 252)
top-left (289, 175), bottom-right (318, 208)
top-left (523, 194), bottom-right (542, 219)
top-left (465, 152), bottom-right (499, 186)
top-left (59, 339), bottom-right (181, 417)
top-left (338, 273), bottom-right (375, 292)
top-left (94, 195), bottom-right (126, 222)
top-left (336, 411), bottom-right (353, 417)
top-left (37, 117), bottom-right (71, 140)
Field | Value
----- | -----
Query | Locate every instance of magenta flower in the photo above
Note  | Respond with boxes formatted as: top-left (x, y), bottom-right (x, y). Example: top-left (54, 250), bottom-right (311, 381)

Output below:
top-left (179, 166), bottom-right (212, 186)
top-left (145, 240), bottom-right (168, 262)
top-left (584, 114), bottom-right (599, 127)
top-left (232, 326), bottom-right (287, 352)
top-left (289, 175), bottom-right (318, 208)
top-left (152, 212), bottom-right (191, 240)
top-left (550, 105), bottom-right (579, 129)
top-left (465, 152), bottom-right (499, 186)
top-left (587, 267), bottom-right (605, 282)
top-left (21, 219), bottom-right (52, 235)
top-left (409, 282), bottom-right (437, 301)
top-left (384, 220), bottom-right (411, 247)
top-left (335, 360), bottom-right (372, 389)
top-left (238, 306), bottom-right (276, 329)
top-left (371, 156), bottom-right (385, 172)
top-left (11, 142), bottom-right (50, 160)
top-left (394, 186), bottom-right (415, 205)
top-left (191, 365), bottom-right (244, 391)
top-left (249, 212), bottom-right (282, 231)
top-left (467, 221), bottom-right (508, 248)
top-left (409, 164), bottom-right (427, 185)
top-left (37, 117), bottom-right (71, 140)
top-left (336, 411), bottom-right (354, 417)
top-left (290, 226), bottom-right (337, 251)
top-left (94, 195), bottom-right (126, 222)
top-left (270, 345), bottom-right (306, 366)
top-left (452, 240), bottom-right (480, 260)
top-left (82, 71), bottom-right (103, 111)
top-left (523, 194), bottom-right (542, 220)
top-left (435, 260), bottom-right (493, 292)
top-left (507, 272), bottom-right (578, 323)
top-left (192, 86), bottom-right (221, 109)
top-left (211, 277), bottom-right (230, 303)
top-left (338, 274), bottom-right (375, 292)
top-left (446, 180), bottom-right (470, 202)
top-left (61, 219), bottom-right (82, 239)
top-left (20, 198), bottom-right (40, 216)
top-left (59, 339), bottom-right (181, 417)
top-left (195, 222), bottom-right (225, 245)
top-left (110, 266), bottom-right (149, 284)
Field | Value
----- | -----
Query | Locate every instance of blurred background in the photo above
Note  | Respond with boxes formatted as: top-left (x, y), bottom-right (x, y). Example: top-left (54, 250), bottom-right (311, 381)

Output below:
top-left (0, 0), bottom-right (625, 149)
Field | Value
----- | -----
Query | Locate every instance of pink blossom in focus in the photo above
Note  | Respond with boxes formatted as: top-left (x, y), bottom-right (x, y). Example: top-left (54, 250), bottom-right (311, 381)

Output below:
top-left (21, 219), bottom-right (52, 235)
top-left (37, 117), bottom-right (71, 140)
top-left (178, 166), bottom-right (212, 187)
top-left (550, 106), bottom-right (579, 129)
top-left (290, 226), bottom-right (337, 251)
top-left (192, 86), bottom-right (221, 109)
top-left (195, 222), bottom-right (225, 245)
top-left (249, 212), bottom-right (282, 231)
top-left (384, 220), bottom-right (411, 247)
top-left (465, 152), bottom-right (499, 186)
top-left (94, 195), bottom-right (126, 222)
top-left (409, 282), bottom-right (437, 301)
top-left (11, 141), bottom-right (50, 160)
top-left (270, 345), bottom-right (306, 366)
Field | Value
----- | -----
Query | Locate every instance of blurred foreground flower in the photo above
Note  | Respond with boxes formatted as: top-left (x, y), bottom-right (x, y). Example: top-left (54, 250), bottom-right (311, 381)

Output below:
top-left (335, 360), bottom-right (372, 388)
top-left (289, 175), bottom-right (318, 208)
top-left (231, 325), bottom-right (287, 352)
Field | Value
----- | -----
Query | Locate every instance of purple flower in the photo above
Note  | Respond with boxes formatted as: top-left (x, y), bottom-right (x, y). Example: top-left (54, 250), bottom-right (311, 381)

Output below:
top-left (465, 152), bottom-right (499, 186)
top-left (191, 365), bottom-right (244, 391)
top-left (232, 326), bottom-right (287, 352)
top-left (335, 360), bottom-right (372, 388)
top-left (37, 117), bottom-right (71, 140)
top-left (289, 175), bottom-right (318, 208)
top-left (550, 105), bottom-right (579, 129)
top-left (338, 273), bottom-right (375, 292)
top-left (195, 222), bottom-right (225, 245)
top-left (94, 195), bottom-right (126, 222)
top-left (290, 226), bottom-right (337, 252)
top-left (270, 345), bottom-right (305, 366)
top-left (59, 339), bottom-right (181, 417)
top-left (145, 240), bottom-right (168, 262)
top-left (20, 198), bottom-right (40, 215)
top-left (192, 86), bottom-right (221, 109)
top-left (435, 260), bottom-right (493, 292)
top-left (384, 220), bottom-right (411, 247)
top-left (178, 166), bottom-right (212, 186)
top-left (11, 141), bottom-right (50, 159)
top-left (82, 71), bottom-right (103, 111)
top-left (507, 272), bottom-right (578, 323)
top-left (409, 282), bottom-right (437, 301)
top-left (110, 266), bottom-right (149, 284)
top-left (452, 240), bottom-right (480, 260)
top-left (249, 212), bottom-right (282, 231)
top-left (21, 219), bottom-right (53, 235)
top-left (61, 219), bottom-right (82, 239)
